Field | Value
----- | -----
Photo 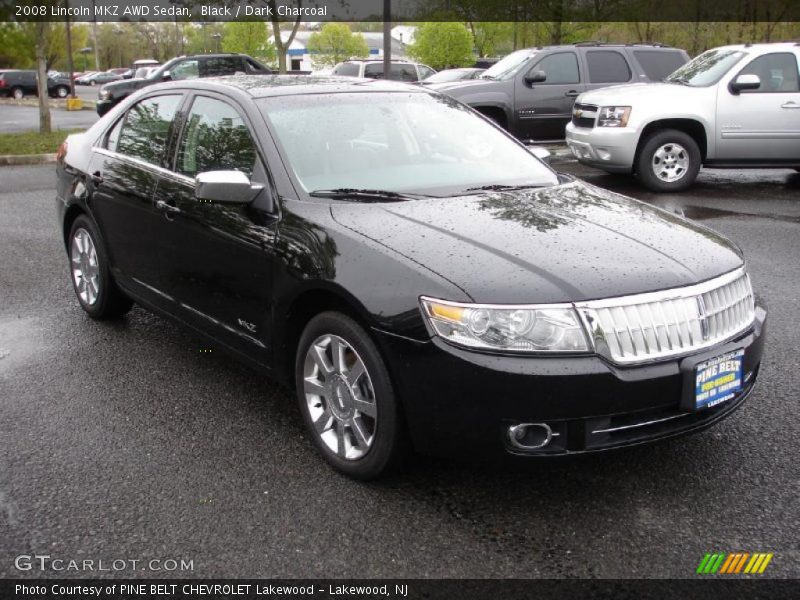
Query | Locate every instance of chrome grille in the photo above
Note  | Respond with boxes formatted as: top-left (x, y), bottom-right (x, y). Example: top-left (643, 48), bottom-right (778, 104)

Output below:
top-left (572, 103), bottom-right (598, 128)
top-left (576, 268), bottom-right (754, 364)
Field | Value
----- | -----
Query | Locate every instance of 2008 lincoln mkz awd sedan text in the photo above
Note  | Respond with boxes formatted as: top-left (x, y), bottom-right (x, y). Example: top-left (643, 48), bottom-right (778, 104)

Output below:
top-left (56, 76), bottom-right (767, 479)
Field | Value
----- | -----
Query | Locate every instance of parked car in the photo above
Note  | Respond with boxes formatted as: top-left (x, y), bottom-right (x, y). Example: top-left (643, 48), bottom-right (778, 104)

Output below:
top-left (58, 76), bottom-right (766, 479)
top-left (121, 60), bottom-right (160, 79)
top-left (0, 69), bottom-right (72, 98)
top-left (418, 67), bottom-right (485, 84)
top-left (332, 59), bottom-right (436, 82)
top-left (96, 53), bottom-right (272, 116)
top-left (566, 42), bottom-right (800, 191)
top-left (107, 68), bottom-right (129, 76)
top-left (429, 42), bottom-right (689, 141)
top-left (75, 71), bottom-right (98, 85)
top-left (82, 71), bottom-right (123, 86)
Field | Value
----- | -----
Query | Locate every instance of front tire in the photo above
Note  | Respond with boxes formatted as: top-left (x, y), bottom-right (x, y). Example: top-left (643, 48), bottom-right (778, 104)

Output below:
top-left (295, 312), bottom-right (407, 479)
top-left (68, 215), bottom-right (133, 320)
top-left (55, 86), bottom-right (69, 98)
top-left (636, 129), bottom-right (701, 192)
top-left (11, 87), bottom-right (24, 100)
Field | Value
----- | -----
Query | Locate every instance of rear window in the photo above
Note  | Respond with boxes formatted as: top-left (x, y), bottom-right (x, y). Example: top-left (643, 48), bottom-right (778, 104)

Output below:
top-left (634, 50), bottom-right (688, 81)
top-left (586, 51), bottom-right (631, 83)
top-left (333, 62), bottom-right (360, 77)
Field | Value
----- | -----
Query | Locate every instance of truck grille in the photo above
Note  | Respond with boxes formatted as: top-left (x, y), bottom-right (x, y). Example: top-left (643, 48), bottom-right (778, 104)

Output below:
top-left (576, 268), bottom-right (754, 364)
top-left (572, 103), bottom-right (598, 128)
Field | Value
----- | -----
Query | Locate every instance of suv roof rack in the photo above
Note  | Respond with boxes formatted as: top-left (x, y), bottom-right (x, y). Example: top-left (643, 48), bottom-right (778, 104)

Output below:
top-left (629, 42), bottom-right (668, 47)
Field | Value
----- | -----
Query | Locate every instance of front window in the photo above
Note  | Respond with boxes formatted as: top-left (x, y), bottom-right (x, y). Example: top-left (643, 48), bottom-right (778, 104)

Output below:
top-left (114, 94), bottom-right (182, 166)
top-left (481, 49), bottom-right (537, 80)
top-left (665, 48), bottom-right (746, 87)
top-left (170, 60), bottom-right (199, 81)
top-left (259, 92), bottom-right (558, 197)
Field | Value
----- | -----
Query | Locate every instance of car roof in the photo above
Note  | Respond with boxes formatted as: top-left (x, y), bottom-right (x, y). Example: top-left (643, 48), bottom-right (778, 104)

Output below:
top-left (705, 42), bottom-right (800, 54)
top-left (147, 75), bottom-right (430, 99)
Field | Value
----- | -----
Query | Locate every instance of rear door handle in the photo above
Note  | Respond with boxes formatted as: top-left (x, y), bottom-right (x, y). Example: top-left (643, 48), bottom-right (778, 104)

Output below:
top-left (155, 200), bottom-right (181, 215)
top-left (565, 90), bottom-right (580, 97)
top-left (781, 101), bottom-right (800, 109)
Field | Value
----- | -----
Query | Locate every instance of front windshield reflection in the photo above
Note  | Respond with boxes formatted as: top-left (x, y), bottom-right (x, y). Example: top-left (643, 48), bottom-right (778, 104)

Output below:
top-left (259, 91), bottom-right (558, 198)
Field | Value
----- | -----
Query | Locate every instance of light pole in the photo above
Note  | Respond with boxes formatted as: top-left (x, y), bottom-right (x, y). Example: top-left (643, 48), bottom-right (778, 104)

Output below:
top-left (212, 33), bottom-right (221, 53)
top-left (79, 47), bottom-right (92, 72)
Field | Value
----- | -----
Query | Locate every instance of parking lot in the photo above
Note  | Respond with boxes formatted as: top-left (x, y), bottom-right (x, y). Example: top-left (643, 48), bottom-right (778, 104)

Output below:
top-left (0, 161), bottom-right (798, 578)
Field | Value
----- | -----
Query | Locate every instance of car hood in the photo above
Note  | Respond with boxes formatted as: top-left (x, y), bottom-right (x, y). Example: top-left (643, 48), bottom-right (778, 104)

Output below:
top-left (425, 78), bottom-right (496, 95)
top-left (330, 180), bottom-right (743, 304)
top-left (578, 82), bottom-right (702, 106)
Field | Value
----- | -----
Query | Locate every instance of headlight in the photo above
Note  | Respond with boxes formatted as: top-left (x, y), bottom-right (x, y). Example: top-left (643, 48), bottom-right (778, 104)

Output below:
top-left (420, 297), bottom-right (590, 353)
top-left (98, 88), bottom-right (109, 100)
top-left (597, 106), bottom-right (631, 127)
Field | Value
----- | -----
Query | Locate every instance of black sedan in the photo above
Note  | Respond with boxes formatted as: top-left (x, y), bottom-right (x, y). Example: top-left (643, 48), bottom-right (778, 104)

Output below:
top-left (56, 76), bottom-right (766, 479)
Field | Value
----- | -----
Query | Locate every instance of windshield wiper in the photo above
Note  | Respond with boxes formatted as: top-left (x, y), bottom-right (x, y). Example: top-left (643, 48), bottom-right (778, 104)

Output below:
top-left (461, 183), bottom-right (545, 193)
top-left (309, 188), bottom-right (435, 202)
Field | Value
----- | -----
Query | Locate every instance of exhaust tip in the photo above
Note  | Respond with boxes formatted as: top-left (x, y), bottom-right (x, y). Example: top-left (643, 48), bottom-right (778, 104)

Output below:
top-left (508, 423), bottom-right (554, 450)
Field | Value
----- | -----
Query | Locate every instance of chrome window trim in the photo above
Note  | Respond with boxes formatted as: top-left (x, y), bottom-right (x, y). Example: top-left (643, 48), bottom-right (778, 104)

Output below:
top-left (93, 147), bottom-right (195, 186)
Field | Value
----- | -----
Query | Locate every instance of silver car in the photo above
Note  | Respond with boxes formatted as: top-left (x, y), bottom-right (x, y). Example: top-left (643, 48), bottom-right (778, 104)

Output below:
top-left (565, 42), bottom-right (800, 191)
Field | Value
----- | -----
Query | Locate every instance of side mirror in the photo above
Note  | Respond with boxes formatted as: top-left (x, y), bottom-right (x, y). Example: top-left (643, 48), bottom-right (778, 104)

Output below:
top-left (524, 70), bottom-right (547, 86)
top-left (730, 73), bottom-right (760, 94)
top-left (527, 146), bottom-right (551, 162)
top-left (195, 170), bottom-right (263, 204)
top-left (162, 71), bottom-right (171, 81)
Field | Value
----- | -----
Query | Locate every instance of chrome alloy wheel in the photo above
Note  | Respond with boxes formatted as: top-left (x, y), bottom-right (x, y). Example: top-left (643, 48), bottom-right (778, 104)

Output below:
top-left (303, 334), bottom-right (377, 460)
top-left (70, 228), bottom-right (100, 306)
top-left (651, 142), bottom-right (690, 182)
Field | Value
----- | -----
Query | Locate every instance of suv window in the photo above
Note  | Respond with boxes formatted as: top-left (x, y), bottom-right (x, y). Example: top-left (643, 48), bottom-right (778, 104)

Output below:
top-left (202, 56), bottom-right (243, 77)
top-left (738, 52), bottom-right (799, 93)
top-left (333, 62), bottom-right (360, 77)
top-left (586, 51), bottom-right (631, 83)
top-left (633, 50), bottom-right (687, 81)
top-left (114, 94), bottom-right (182, 166)
top-left (530, 52), bottom-right (579, 84)
top-left (176, 96), bottom-right (257, 177)
top-left (391, 64), bottom-right (417, 81)
top-left (418, 65), bottom-right (436, 80)
top-left (170, 59), bottom-right (199, 81)
top-left (363, 63), bottom-right (383, 79)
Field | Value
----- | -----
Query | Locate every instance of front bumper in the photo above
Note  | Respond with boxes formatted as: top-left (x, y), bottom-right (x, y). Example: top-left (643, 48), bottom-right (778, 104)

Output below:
top-left (96, 99), bottom-right (114, 116)
top-left (565, 123), bottom-right (640, 173)
top-left (375, 305), bottom-right (766, 459)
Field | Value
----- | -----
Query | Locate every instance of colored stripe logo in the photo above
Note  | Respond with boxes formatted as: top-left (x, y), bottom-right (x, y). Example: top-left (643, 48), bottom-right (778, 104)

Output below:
top-left (696, 552), bottom-right (773, 574)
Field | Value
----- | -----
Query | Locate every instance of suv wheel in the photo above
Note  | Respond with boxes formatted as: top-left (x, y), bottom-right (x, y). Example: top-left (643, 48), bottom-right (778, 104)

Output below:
top-left (11, 87), bottom-right (24, 100)
top-left (68, 215), bottom-right (133, 319)
top-left (55, 86), bottom-right (69, 98)
top-left (636, 129), bottom-right (701, 192)
top-left (295, 312), bottom-right (407, 479)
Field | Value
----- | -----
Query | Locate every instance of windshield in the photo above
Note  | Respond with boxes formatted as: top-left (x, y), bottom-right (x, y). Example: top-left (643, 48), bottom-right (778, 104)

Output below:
top-left (424, 69), bottom-right (471, 83)
top-left (259, 92), bottom-right (558, 197)
top-left (665, 48), bottom-right (746, 87)
top-left (481, 49), bottom-right (537, 80)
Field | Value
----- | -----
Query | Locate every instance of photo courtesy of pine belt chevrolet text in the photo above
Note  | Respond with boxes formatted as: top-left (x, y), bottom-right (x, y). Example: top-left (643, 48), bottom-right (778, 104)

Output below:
top-left (56, 74), bottom-right (767, 479)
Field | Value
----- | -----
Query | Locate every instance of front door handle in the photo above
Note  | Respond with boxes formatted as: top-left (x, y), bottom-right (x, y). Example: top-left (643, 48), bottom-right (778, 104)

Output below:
top-left (90, 171), bottom-right (103, 186)
top-left (565, 90), bottom-right (580, 97)
top-left (155, 199), bottom-right (181, 215)
top-left (781, 101), bottom-right (800, 109)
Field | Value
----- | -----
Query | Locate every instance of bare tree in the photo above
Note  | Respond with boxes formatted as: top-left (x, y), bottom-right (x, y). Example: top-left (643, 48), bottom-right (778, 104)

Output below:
top-left (268, 0), bottom-right (303, 73)
top-left (34, 21), bottom-right (51, 134)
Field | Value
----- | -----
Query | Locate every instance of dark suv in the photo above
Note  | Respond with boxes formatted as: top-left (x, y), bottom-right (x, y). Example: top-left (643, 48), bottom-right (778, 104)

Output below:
top-left (96, 53), bottom-right (271, 116)
top-left (429, 42), bottom-right (689, 141)
top-left (0, 70), bottom-right (72, 99)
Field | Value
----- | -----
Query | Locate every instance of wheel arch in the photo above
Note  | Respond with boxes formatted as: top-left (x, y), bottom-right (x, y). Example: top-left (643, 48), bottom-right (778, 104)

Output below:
top-left (62, 203), bottom-right (87, 250)
top-left (472, 104), bottom-right (510, 130)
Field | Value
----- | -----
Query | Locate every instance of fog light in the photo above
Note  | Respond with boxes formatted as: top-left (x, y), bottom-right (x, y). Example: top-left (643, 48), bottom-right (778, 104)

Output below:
top-left (508, 423), bottom-right (553, 450)
top-left (596, 149), bottom-right (612, 160)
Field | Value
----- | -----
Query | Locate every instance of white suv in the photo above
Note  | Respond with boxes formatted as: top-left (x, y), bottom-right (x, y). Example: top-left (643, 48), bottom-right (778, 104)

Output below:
top-left (332, 59), bottom-right (436, 82)
top-left (565, 42), bottom-right (800, 191)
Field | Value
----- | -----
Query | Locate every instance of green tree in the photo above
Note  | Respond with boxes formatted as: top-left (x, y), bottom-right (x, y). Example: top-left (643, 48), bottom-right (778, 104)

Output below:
top-left (222, 21), bottom-right (276, 65)
top-left (306, 23), bottom-right (369, 68)
top-left (407, 23), bottom-right (475, 70)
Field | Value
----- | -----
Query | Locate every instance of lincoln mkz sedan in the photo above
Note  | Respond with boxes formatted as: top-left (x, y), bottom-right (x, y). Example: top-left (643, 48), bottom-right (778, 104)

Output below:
top-left (56, 76), bottom-right (767, 479)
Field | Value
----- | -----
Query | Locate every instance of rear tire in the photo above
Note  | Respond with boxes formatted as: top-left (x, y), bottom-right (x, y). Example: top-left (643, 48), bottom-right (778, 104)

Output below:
top-left (55, 86), bottom-right (69, 98)
top-left (68, 215), bottom-right (133, 320)
top-left (635, 129), bottom-right (701, 192)
top-left (295, 311), bottom-right (408, 480)
top-left (11, 87), bottom-right (24, 100)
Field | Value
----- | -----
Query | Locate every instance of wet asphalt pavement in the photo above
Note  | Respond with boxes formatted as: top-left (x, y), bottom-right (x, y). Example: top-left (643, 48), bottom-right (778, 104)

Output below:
top-left (0, 162), bottom-right (798, 579)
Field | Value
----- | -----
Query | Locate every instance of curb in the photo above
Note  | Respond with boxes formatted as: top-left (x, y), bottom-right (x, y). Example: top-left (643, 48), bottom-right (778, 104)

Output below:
top-left (0, 154), bottom-right (56, 166)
